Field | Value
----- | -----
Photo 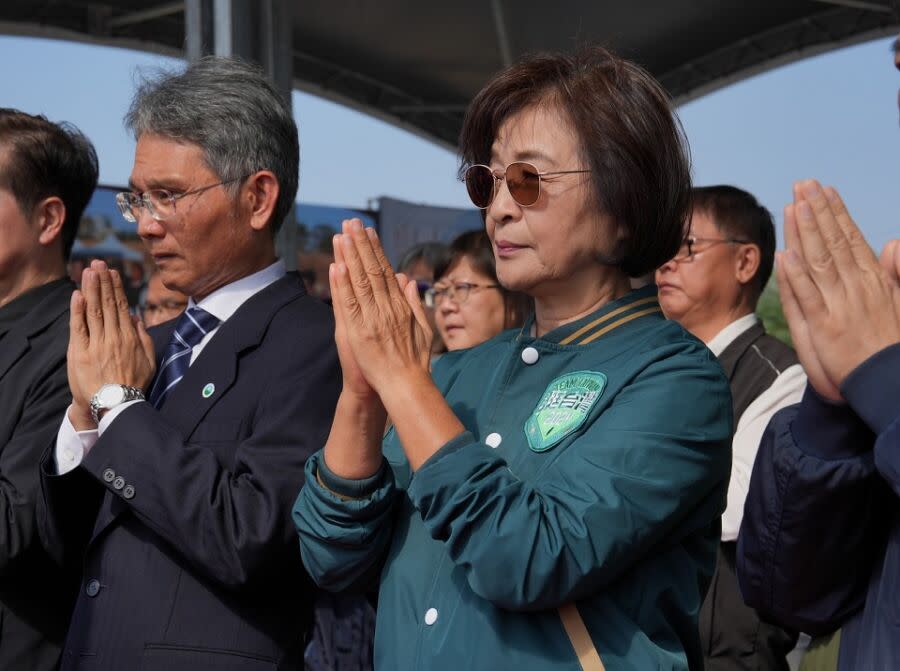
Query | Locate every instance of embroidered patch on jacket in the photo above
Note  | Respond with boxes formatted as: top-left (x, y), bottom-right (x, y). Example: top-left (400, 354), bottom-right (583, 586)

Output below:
top-left (525, 371), bottom-right (607, 452)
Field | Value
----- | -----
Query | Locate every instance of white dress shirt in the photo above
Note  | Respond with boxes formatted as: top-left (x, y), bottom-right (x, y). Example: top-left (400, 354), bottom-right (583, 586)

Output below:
top-left (55, 260), bottom-right (286, 474)
top-left (706, 313), bottom-right (807, 542)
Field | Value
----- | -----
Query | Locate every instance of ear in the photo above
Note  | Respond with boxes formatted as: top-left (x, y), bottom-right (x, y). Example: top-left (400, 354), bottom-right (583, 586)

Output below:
top-left (244, 170), bottom-right (281, 233)
top-left (734, 243), bottom-right (761, 287)
top-left (34, 196), bottom-right (66, 247)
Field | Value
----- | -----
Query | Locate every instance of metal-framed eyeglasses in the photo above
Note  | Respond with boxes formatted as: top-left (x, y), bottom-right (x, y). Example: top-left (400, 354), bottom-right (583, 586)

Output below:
top-left (462, 161), bottom-right (591, 209)
top-left (672, 235), bottom-right (752, 262)
top-left (115, 175), bottom-right (249, 223)
top-left (425, 281), bottom-right (500, 308)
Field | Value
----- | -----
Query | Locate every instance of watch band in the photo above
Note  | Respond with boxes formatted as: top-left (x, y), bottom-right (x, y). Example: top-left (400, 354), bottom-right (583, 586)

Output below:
top-left (89, 385), bottom-right (146, 424)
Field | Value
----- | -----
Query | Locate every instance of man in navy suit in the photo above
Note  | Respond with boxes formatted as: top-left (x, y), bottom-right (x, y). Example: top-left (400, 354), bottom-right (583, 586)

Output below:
top-left (0, 109), bottom-right (97, 671)
top-left (41, 57), bottom-right (340, 670)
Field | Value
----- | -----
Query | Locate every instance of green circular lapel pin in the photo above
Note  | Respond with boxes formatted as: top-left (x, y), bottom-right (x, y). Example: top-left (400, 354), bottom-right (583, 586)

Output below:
top-left (202, 383), bottom-right (215, 399)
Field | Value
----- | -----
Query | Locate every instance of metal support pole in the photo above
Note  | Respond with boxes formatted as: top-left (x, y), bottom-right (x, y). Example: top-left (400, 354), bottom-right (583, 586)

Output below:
top-left (184, 0), bottom-right (214, 61)
top-left (183, 0), bottom-right (297, 269)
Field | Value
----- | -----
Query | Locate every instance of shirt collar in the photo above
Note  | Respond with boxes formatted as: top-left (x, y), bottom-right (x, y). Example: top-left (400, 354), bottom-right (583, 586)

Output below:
top-left (189, 260), bottom-right (286, 324)
top-left (705, 313), bottom-right (759, 356)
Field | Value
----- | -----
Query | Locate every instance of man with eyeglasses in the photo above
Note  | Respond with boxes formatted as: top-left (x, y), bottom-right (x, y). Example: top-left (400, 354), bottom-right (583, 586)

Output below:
top-left (656, 185), bottom-right (806, 671)
top-left (41, 57), bottom-right (340, 670)
top-left (139, 272), bottom-right (188, 327)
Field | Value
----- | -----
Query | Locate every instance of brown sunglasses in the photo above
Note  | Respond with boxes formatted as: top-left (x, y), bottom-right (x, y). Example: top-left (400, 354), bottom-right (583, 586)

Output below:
top-left (463, 161), bottom-right (591, 209)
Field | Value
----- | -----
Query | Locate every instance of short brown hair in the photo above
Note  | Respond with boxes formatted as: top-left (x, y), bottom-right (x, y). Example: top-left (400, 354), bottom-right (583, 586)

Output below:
top-left (434, 229), bottom-right (532, 329)
top-left (459, 47), bottom-right (691, 278)
top-left (0, 109), bottom-right (98, 261)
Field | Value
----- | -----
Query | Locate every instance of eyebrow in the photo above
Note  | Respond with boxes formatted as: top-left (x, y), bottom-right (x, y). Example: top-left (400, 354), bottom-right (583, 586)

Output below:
top-left (128, 176), bottom-right (184, 192)
top-left (515, 149), bottom-right (557, 165)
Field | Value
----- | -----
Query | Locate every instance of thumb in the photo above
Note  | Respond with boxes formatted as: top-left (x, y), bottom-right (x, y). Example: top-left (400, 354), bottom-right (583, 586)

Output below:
top-left (404, 278), bottom-right (433, 354)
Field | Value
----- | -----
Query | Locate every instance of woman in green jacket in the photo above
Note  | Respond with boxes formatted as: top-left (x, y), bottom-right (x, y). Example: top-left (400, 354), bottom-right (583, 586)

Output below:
top-left (294, 47), bottom-right (732, 671)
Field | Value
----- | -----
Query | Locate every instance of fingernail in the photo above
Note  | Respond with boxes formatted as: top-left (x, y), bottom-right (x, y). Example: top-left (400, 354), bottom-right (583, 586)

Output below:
top-left (797, 201), bottom-right (813, 220)
top-left (801, 181), bottom-right (820, 199)
top-left (785, 249), bottom-right (799, 265)
top-left (824, 187), bottom-right (839, 204)
top-left (350, 219), bottom-right (362, 232)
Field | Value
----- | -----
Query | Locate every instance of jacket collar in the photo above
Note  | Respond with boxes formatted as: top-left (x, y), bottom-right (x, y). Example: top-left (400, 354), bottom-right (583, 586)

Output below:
top-left (518, 284), bottom-right (663, 347)
top-left (714, 321), bottom-right (767, 380)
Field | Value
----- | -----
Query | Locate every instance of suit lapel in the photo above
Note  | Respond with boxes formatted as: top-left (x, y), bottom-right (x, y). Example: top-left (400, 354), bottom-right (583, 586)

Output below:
top-left (159, 273), bottom-right (307, 439)
top-left (0, 336), bottom-right (29, 382)
top-left (0, 280), bottom-right (73, 381)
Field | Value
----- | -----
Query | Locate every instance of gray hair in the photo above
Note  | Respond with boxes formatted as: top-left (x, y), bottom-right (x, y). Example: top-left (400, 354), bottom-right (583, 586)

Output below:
top-left (125, 56), bottom-right (298, 234)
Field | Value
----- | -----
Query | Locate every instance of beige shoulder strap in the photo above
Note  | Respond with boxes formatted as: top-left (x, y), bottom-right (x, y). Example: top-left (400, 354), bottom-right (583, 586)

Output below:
top-left (558, 603), bottom-right (606, 671)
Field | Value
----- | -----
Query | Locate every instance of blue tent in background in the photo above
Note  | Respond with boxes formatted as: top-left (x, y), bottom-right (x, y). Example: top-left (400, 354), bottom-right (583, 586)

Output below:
top-left (71, 234), bottom-right (143, 262)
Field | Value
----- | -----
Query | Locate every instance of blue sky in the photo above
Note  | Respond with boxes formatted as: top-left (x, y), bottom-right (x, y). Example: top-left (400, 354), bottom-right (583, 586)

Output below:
top-left (0, 33), bottom-right (896, 251)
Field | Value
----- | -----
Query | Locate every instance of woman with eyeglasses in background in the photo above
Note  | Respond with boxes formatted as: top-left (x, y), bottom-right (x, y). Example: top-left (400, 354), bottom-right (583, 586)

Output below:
top-left (427, 230), bottom-right (530, 351)
top-left (294, 47), bottom-right (732, 671)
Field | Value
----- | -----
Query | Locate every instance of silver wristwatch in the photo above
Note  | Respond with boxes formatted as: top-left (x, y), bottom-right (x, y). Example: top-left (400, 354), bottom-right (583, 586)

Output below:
top-left (90, 384), bottom-right (146, 423)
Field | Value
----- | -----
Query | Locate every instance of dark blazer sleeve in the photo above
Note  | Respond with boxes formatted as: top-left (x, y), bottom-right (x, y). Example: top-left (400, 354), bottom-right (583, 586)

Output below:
top-left (0, 356), bottom-right (73, 570)
top-left (77, 308), bottom-right (340, 590)
top-left (38, 446), bottom-right (105, 572)
top-left (736, 385), bottom-right (890, 635)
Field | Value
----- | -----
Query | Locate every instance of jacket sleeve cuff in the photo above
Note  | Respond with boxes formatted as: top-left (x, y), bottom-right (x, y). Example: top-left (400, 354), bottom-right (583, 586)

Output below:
top-left (841, 342), bottom-right (900, 435)
top-left (414, 430), bottom-right (475, 473)
top-left (316, 454), bottom-right (388, 501)
top-left (792, 386), bottom-right (873, 460)
top-left (407, 431), bottom-right (499, 513)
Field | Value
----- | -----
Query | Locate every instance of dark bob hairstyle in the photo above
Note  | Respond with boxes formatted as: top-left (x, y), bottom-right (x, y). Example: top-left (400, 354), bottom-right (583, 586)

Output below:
top-left (434, 230), bottom-right (532, 330)
top-left (458, 47), bottom-right (692, 278)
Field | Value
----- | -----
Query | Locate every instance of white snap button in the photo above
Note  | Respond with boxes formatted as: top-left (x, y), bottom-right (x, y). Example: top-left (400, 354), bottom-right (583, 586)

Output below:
top-left (485, 433), bottom-right (502, 448)
top-left (521, 346), bottom-right (539, 364)
top-left (424, 607), bottom-right (438, 625)
top-left (63, 449), bottom-right (75, 462)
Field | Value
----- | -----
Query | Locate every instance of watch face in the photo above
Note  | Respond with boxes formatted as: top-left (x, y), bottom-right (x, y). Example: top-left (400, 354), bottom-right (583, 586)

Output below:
top-left (98, 384), bottom-right (126, 407)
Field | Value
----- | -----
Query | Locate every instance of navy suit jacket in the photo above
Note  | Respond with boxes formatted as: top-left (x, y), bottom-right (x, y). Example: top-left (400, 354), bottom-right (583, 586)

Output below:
top-left (38, 272), bottom-right (341, 671)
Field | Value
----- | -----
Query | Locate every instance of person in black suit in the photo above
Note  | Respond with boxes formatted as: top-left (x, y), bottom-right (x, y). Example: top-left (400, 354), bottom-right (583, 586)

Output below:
top-left (0, 109), bottom-right (98, 670)
top-left (40, 57), bottom-right (341, 670)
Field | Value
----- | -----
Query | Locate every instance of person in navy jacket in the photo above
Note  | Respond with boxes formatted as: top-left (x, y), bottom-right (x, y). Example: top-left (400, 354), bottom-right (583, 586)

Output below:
top-left (736, 179), bottom-right (900, 670)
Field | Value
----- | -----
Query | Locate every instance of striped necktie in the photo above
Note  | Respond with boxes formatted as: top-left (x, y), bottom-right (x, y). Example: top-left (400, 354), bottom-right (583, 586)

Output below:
top-left (147, 306), bottom-right (220, 409)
